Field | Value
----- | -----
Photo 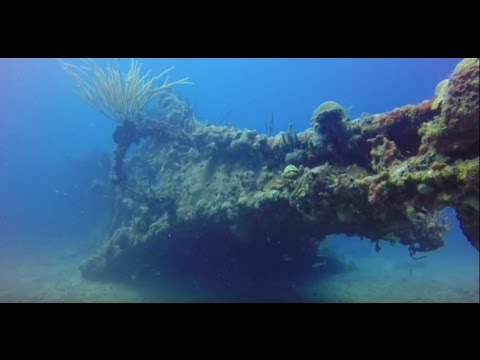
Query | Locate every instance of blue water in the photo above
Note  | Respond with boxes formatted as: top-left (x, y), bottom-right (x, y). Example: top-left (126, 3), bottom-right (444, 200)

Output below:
top-left (0, 58), bottom-right (478, 302)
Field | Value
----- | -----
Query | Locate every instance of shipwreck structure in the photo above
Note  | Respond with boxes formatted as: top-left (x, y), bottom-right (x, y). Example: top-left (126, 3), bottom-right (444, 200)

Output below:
top-left (61, 58), bottom-right (479, 281)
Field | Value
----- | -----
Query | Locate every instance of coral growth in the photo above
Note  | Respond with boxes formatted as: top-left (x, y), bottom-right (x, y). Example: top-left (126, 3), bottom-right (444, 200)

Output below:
top-left (59, 59), bottom-right (192, 124)
top-left (419, 58), bottom-right (479, 158)
top-left (367, 135), bottom-right (404, 172)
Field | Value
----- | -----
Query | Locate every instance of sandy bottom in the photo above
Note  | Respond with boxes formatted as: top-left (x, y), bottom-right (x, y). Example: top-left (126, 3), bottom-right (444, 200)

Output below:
top-left (0, 246), bottom-right (145, 303)
top-left (300, 257), bottom-right (479, 303)
top-left (0, 240), bottom-right (478, 303)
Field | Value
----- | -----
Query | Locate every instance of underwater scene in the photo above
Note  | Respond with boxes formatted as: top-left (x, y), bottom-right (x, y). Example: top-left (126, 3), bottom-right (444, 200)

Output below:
top-left (0, 58), bottom-right (478, 303)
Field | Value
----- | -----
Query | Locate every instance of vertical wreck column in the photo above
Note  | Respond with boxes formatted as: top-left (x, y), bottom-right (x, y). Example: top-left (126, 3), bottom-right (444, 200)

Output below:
top-left (110, 121), bottom-right (140, 186)
top-left (456, 205), bottom-right (479, 250)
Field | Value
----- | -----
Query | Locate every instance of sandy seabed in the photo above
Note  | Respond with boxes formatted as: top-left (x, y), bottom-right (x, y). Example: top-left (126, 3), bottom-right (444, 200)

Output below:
top-left (0, 239), bottom-right (478, 303)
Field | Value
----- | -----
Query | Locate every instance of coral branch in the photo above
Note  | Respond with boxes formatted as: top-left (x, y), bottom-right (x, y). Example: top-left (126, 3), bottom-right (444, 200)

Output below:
top-left (59, 58), bottom-right (192, 124)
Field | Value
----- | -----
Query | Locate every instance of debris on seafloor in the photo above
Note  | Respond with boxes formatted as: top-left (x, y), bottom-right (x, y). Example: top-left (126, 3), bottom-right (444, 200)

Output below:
top-left (61, 59), bottom-right (478, 281)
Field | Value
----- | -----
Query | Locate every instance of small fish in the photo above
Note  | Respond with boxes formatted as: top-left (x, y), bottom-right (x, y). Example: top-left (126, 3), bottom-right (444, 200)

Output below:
top-left (312, 261), bottom-right (326, 268)
top-left (282, 254), bottom-right (295, 261)
top-left (54, 189), bottom-right (69, 197)
top-left (414, 206), bottom-right (429, 215)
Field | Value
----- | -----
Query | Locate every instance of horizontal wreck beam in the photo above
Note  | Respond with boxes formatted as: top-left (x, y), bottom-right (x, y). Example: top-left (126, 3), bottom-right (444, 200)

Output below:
top-left (80, 58), bottom-right (479, 280)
